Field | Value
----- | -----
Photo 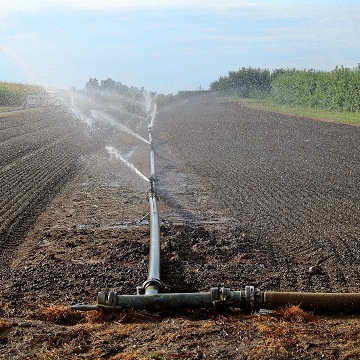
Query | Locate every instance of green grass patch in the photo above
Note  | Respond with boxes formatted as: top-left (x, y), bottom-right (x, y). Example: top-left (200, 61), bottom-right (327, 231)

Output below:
top-left (224, 97), bottom-right (359, 125)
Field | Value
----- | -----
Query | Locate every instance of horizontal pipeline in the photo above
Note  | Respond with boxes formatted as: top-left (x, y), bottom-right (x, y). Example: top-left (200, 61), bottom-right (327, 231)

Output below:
top-left (263, 291), bottom-right (360, 313)
top-left (71, 286), bottom-right (360, 313)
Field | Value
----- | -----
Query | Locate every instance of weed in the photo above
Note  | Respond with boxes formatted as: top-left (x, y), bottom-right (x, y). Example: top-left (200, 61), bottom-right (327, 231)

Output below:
top-left (149, 353), bottom-right (168, 360)
top-left (36, 345), bottom-right (78, 360)
top-left (109, 350), bottom-right (148, 359)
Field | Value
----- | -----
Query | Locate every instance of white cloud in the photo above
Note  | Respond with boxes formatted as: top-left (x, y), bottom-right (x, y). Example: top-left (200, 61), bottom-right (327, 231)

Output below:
top-left (1, 0), bottom-right (359, 26)
top-left (0, 0), bottom-right (261, 13)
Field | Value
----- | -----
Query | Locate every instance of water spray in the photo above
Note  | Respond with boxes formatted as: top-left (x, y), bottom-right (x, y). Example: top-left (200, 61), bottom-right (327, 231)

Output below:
top-left (72, 102), bottom-right (360, 314)
top-left (106, 146), bottom-right (149, 183)
top-left (91, 110), bottom-right (149, 144)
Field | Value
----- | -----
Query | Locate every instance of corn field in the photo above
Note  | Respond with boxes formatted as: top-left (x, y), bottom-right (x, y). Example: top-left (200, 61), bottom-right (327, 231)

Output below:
top-left (211, 66), bottom-right (360, 113)
top-left (271, 66), bottom-right (360, 112)
top-left (0, 82), bottom-right (45, 107)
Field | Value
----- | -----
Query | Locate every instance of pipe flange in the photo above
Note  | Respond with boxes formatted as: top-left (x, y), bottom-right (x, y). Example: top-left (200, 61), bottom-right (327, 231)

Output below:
top-left (220, 287), bottom-right (231, 302)
top-left (147, 191), bottom-right (158, 200)
top-left (210, 287), bottom-right (220, 305)
top-left (97, 290), bottom-right (118, 308)
top-left (211, 287), bottom-right (232, 306)
top-left (148, 175), bottom-right (157, 183)
top-left (106, 290), bottom-right (117, 307)
top-left (245, 286), bottom-right (255, 312)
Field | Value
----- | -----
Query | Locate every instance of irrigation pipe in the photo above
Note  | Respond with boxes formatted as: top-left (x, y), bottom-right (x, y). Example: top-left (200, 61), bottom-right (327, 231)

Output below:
top-left (72, 103), bottom-right (360, 314)
top-left (141, 103), bottom-right (165, 295)
top-left (73, 286), bottom-right (360, 313)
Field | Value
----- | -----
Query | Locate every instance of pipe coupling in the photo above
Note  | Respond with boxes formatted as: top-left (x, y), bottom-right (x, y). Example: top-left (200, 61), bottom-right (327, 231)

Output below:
top-left (98, 290), bottom-right (118, 308)
top-left (210, 287), bottom-right (232, 306)
top-left (210, 286), bottom-right (262, 311)
top-left (137, 278), bottom-right (170, 295)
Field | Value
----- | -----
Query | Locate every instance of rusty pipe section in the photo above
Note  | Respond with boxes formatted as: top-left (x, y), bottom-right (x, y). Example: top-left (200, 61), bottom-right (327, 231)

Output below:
top-left (263, 291), bottom-right (360, 313)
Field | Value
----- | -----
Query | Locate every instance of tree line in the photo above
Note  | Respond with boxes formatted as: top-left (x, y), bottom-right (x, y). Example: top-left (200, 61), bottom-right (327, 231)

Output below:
top-left (85, 77), bottom-right (145, 99)
top-left (210, 66), bottom-right (360, 112)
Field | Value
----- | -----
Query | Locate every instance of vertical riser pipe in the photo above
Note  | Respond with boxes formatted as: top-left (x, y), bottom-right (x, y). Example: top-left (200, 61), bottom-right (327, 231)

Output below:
top-left (146, 104), bottom-right (161, 295)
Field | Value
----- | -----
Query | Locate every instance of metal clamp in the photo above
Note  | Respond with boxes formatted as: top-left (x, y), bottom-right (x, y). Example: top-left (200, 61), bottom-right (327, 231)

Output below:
top-left (137, 278), bottom-right (171, 295)
top-left (97, 290), bottom-right (118, 309)
top-left (211, 287), bottom-right (232, 306)
top-left (242, 286), bottom-right (262, 312)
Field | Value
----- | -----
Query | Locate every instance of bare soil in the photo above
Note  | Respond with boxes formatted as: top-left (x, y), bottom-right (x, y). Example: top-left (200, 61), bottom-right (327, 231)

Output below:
top-left (0, 96), bottom-right (359, 359)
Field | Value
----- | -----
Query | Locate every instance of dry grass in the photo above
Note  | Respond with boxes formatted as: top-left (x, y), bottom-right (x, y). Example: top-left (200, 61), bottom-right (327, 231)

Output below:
top-left (33, 304), bottom-right (159, 328)
top-left (255, 322), bottom-right (298, 358)
top-left (34, 304), bottom-right (84, 325)
top-left (82, 309), bottom-right (120, 323)
top-left (79, 308), bottom-right (158, 324)
top-left (251, 306), bottom-right (317, 358)
top-left (109, 350), bottom-right (149, 360)
top-left (273, 304), bottom-right (316, 323)
top-left (37, 345), bottom-right (78, 360)
top-left (156, 332), bottom-right (177, 342)
top-left (13, 302), bottom-right (360, 359)
top-left (81, 309), bottom-right (134, 324)
top-left (63, 323), bottom-right (91, 342)
top-left (0, 319), bottom-right (12, 332)
top-left (343, 348), bottom-right (360, 359)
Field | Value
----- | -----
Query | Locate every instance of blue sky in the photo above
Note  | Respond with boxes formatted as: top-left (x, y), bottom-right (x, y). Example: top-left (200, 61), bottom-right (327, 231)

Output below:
top-left (0, 0), bottom-right (359, 94)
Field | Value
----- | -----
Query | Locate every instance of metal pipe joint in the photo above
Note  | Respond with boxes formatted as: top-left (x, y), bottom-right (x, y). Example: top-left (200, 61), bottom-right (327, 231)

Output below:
top-left (136, 278), bottom-right (170, 295)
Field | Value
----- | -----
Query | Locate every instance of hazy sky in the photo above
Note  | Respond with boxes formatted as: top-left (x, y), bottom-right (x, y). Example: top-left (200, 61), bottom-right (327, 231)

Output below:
top-left (0, 0), bottom-right (359, 94)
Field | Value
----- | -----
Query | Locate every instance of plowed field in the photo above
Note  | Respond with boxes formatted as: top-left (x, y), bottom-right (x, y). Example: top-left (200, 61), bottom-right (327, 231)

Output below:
top-left (0, 96), bottom-right (359, 359)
